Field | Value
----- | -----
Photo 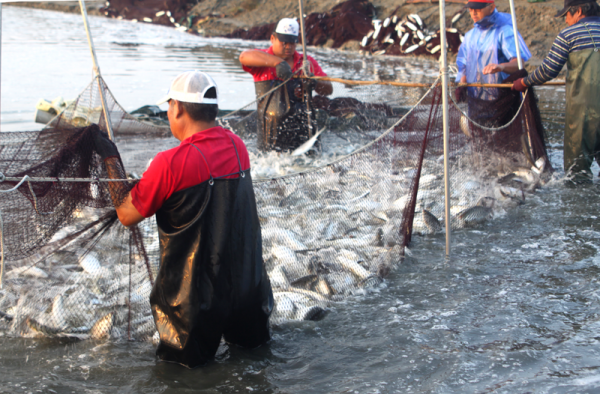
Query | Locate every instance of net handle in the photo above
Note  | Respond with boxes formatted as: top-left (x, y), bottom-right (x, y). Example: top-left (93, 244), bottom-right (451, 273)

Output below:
top-left (301, 76), bottom-right (565, 88)
top-left (78, 0), bottom-right (115, 140)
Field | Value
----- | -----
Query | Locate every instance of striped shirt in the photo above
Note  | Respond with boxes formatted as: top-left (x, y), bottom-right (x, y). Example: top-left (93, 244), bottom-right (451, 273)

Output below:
top-left (524, 17), bottom-right (600, 86)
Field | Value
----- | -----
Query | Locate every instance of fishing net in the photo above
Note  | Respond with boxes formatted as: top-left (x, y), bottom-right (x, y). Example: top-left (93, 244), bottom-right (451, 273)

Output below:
top-left (217, 70), bottom-right (549, 324)
top-left (0, 68), bottom-right (549, 338)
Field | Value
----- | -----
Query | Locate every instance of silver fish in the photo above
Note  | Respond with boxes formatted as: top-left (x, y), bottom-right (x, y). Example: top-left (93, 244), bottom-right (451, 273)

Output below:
top-left (460, 114), bottom-right (471, 137)
top-left (26, 317), bottom-right (61, 337)
top-left (272, 244), bottom-right (298, 264)
top-left (80, 253), bottom-right (102, 275)
top-left (499, 186), bottom-right (525, 201)
top-left (422, 208), bottom-right (442, 233)
top-left (269, 265), bottom-right (291, 290)
top-left (451, 11), bottom-right (463, 25)
top-left (405, 44), bottom-right (420, 53)
top-left (337, 256), bottom-right (370, 280)
top-left (291, 126), bottom-right (326, 156)
top-left (409, 14), bottom-right (423, 28)
top-left (90, 312), bottom-right (114, 340)
top-left (295, 305), bottom-right (327, 321)
top-left (373, 24), bottom-right (382, 40)
top-left (405, 21), bottom-right (418, 31)
top-left (399, 32), bottom-right (410, 47)
top-left (7, 266), bottom-right (48, 279)
top-left (361, 35), bottom-right (370, 47)
top-left (532, 157), bottom-right (546, 175)
top-left (52, 294), bottom-right (68, 330)
top-left (359, 274), bottom-right (383, 289)
top-left (456, 206), bottom-right (493, 227)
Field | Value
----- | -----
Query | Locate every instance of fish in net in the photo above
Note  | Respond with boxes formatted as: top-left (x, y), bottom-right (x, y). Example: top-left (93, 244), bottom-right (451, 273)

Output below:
top-left (0, 70), bottom-right (550, 338)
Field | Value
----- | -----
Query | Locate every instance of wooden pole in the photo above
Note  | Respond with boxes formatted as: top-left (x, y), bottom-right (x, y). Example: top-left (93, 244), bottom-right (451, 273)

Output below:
top-left (298, 0), bottom-right (314, 139)
top-left (306, 76), bottom-right (565, 88)
top-left (78, 0), bottom-right (115, 140)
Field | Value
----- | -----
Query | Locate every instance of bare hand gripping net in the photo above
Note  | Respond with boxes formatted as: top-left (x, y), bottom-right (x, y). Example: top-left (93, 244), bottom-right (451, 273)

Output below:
top-left (0, 72), bottom-right (549, 338)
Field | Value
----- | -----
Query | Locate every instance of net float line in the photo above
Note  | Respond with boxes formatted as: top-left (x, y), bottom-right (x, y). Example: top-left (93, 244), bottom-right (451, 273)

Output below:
top-left (303, 76), bottom-right (565, 88)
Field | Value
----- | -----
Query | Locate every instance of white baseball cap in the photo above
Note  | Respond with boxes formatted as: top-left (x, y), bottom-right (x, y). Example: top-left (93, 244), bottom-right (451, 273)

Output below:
top-left (157, 70), bottom-right (219, 105)
top-left (274, 18), bottom-right (299, 43)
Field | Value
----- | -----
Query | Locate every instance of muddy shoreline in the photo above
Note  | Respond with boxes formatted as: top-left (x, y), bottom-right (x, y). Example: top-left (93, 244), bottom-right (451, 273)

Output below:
top-left (8, 0), bottom-right (569, 68)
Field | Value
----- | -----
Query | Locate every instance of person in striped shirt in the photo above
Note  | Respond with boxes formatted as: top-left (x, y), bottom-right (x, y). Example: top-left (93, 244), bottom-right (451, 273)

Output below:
top-left (513, 0), bottom-right (600, 184)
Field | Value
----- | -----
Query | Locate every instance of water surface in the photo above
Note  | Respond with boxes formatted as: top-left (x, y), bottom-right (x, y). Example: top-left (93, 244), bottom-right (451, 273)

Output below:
top-left (2, 6), bottom-right (600, 394)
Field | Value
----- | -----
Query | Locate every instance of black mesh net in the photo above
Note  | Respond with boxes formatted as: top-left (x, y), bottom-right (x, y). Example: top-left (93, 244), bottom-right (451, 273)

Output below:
top-left (0, 71), bottom-right (549, 337)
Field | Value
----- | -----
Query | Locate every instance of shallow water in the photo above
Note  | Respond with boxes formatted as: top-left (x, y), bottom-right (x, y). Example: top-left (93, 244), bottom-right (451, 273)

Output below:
top-left (2, 6), bottom-right (600, 394)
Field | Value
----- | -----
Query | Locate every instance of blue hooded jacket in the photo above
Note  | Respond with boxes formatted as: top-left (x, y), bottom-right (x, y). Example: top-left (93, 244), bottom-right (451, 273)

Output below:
top-left (456, 9), bottom-right (531, 100)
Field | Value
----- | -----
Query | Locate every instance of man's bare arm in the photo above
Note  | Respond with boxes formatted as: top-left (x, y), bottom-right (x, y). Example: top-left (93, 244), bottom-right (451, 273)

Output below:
top-left (104, 157), bottom-right (145, 227)
top-left (114, 193), bottom-right (145, 227)
top-left (482, 58), bottom-right (520, 75)
top-left (239, 50), bottom-right (284, 67)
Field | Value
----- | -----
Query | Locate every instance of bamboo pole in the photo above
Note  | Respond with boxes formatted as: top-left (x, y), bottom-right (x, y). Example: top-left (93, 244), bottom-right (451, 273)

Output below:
top-left (439, 0), bottom-right (451, 257)
top-left (508, 0), bottom-right (523, 69)
top-left (306, 76), bottom-right (565, 88)
top-left (78, 0), bottom-right (115, 140)
top-left (298, 0), bottom-right (313, 139)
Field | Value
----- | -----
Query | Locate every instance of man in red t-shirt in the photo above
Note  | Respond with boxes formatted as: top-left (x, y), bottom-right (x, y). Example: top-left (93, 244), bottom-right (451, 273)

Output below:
top-left (239, 18), bottom-right (333, 152)
top-left (94, 71), bottom-right (273, 368)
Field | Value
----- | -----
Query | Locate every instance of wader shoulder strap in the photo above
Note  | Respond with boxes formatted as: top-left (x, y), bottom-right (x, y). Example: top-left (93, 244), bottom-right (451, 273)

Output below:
top-left (211, 136), bottom-right (247, 180)
top-left (188, 143), bottom-right (215, 186)
top-left (582, 23), bottom-right (599, 52)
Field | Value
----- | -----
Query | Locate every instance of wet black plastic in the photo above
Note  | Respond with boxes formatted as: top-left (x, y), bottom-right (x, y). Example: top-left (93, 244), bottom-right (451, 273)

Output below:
top-left (150, 170), bottom-right (273, 368)
top-left (254, 79), bottom-right (317, 152)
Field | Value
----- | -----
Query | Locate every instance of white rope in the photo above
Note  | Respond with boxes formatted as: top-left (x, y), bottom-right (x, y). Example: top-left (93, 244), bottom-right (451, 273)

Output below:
top-left (0, 175), bottom-right (31, 193)
top-left (448, 87), bottom-right (529, 132)
top-left (217, 75), bottom-right (294, 121)
top-left (254, 76), bottom-right (442, 182)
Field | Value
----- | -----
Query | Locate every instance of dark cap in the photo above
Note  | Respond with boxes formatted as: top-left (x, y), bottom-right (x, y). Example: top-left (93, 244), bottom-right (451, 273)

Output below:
top-left (555, 0), bottom-right (597, 17)
top-left (466, 0), bottom-right (494, 9)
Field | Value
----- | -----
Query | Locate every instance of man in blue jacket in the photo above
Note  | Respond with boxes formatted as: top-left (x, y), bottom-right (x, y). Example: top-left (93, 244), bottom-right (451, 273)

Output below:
top-left (456, 0), bottom-right (532, 101)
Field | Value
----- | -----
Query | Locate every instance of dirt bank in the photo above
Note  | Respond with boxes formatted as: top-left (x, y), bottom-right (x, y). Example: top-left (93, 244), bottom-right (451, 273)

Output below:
top-left (8, 0), bottom-right (569, 66)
